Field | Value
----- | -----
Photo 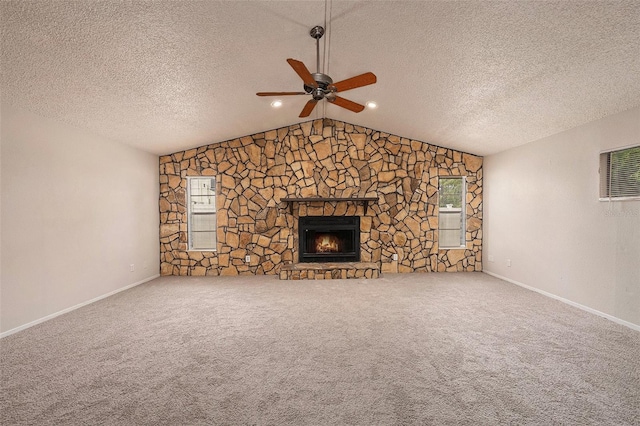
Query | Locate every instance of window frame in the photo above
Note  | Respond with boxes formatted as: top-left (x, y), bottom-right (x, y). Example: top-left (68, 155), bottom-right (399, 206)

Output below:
top-left (599, 144), bottom-right (640, 202)
top-left (438, 176), bottom-right (467, 249)
top-left (187, 176), bottom-right (217, 251)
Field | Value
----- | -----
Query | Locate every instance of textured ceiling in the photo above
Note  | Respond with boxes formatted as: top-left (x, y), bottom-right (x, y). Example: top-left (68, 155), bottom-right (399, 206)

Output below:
top-left (2, 1), bottom-right (640, 156)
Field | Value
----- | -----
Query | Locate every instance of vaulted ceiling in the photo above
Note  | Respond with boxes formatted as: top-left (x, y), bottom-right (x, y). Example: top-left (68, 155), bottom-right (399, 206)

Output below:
top-left (2, 1), bottom-right (639, 156)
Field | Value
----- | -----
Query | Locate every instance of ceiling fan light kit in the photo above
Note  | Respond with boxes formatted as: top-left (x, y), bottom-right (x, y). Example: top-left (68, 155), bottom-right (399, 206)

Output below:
top-left (257, 25), bottom-right (376, 118)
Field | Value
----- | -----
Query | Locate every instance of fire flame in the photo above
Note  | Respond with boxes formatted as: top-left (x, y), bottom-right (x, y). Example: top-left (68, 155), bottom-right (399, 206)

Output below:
top-left (315, 234), bottom-right (340, 253)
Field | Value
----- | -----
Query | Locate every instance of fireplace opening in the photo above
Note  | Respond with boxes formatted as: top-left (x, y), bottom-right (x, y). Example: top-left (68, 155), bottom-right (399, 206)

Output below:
top-left (315, 234), bottom-right (340, 253)
top-left (299, 216), bottom-right (360, 263)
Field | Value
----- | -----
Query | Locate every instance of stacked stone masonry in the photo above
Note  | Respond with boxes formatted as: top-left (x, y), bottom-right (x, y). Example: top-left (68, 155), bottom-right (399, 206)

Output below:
top-left (279, 262), bottom-right (380, 280)
top-left (159, 119), bottom-right (483, 276)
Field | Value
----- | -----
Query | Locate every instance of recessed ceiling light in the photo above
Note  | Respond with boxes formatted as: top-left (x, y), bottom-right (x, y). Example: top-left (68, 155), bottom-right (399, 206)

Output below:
top-left (366, 101), bottom-right (377, 109)
top-left (271, 100), bottom-right (283, 108)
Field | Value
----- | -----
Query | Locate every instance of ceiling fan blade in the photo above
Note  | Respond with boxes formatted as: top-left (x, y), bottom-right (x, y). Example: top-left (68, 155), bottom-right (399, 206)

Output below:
top-left (256, 92), bottom-right (307, 96)
top-left (287, 58), bottom-right (318, 88)
top-left (329, 96), bottom-right (365, 113)
top-left (331, 72), bottom-right (377, 92)
top-left (299, 99), bottom-right (318, 118)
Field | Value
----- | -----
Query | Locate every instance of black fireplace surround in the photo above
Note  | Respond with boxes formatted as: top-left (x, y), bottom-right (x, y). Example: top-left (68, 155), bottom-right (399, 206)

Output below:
top-left (298, 216), bottom-right (360, 263)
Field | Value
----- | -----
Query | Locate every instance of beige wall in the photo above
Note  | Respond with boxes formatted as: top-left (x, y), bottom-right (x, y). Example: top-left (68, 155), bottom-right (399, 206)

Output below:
top-left (1, 105), bottom-right (160, 334)
top-left (483, 106), bottom-right (640, 328)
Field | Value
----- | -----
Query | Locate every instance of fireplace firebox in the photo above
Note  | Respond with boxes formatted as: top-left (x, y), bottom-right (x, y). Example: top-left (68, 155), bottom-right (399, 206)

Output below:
top-left (298, 216), bottom-right (360, 263)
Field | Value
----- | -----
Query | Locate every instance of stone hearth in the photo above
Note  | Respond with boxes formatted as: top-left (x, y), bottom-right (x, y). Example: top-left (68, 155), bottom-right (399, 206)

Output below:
top-left (279, 262), bottom-right (380, 280)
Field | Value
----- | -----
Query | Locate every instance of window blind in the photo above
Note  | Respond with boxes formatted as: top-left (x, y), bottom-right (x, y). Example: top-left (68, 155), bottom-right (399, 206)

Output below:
top-left (438, 177), bottom-right (466, 248)
top-left (187, 177), bottom-right (217, 250)
top-left (600, 146), bottom-right (640, 200)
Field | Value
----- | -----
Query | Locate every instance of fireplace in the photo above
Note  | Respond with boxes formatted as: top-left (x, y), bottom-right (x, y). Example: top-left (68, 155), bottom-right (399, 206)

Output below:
top-left (298, 216), bottom-right (360, 263)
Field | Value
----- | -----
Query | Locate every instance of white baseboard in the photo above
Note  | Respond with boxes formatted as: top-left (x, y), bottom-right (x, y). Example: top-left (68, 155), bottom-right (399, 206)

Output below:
top-left (0, 274), bottom-right (160, 339)
top-left (483, 271), bottom-right (640, 332)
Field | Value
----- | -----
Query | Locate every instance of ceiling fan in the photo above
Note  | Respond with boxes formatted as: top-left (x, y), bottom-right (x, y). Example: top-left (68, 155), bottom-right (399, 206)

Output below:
top-left (256, 25), bottom-right (377, 118)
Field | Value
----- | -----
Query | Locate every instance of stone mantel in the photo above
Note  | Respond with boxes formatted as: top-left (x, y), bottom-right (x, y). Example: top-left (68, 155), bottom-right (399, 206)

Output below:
top-left (281, 196), bottom-right (379, 215)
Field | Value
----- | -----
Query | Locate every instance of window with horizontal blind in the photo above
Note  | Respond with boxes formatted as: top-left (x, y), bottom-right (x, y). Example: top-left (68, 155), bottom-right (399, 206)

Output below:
top-left (599, 145), bottom-right (640, 200)
top-left (438, 177), bottom-right (466, 248)
top-left (187, 177), bottom-right (217, 250)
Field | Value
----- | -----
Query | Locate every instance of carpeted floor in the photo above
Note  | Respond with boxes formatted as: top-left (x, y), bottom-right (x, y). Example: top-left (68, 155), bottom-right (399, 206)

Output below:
top-left (1, 272), bottom-right (639, 425)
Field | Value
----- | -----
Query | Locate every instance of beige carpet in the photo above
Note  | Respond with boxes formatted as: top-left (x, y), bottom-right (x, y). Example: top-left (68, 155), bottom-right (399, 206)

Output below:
top-left (1, 273), bottom-right (639, 425)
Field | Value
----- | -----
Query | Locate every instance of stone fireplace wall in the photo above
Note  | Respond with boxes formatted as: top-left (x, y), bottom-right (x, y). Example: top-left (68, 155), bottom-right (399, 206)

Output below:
top-left (159, 119), bottom-right (482, 276)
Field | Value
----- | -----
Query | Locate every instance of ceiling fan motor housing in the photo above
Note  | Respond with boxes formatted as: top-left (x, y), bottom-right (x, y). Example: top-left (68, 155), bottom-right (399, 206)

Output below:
top-left (310, 88), bottom-right (324, 101)
top-left (304, 72), bottom-right (334, 100)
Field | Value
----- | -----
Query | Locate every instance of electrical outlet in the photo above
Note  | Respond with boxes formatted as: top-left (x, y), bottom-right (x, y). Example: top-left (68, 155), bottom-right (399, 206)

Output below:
top-left (488, 255), bottom-right (495, 262)
top-left (507, 259), bottom-right (511, 267)
top-left (245, 255), bottom-right (251, 263)
top-left (392, 253), bottom-right (398, 261)
top-left (130, 264), bottom-right (135, 272)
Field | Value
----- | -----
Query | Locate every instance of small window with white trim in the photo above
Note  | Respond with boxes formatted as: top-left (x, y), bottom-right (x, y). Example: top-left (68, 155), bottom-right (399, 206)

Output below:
top-left (187, 177), bottom-right (217, 250)
top-left (599, 145), bottom-right (640, 200)
top-left (438, 177), bottom-right (466, 248)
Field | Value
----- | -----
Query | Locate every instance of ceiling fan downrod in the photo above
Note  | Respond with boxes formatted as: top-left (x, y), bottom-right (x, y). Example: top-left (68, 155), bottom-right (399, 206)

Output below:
top-left (310, 25), bottom-right (324, 74)
top-left (306, 25), bottom-right (334, 100)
